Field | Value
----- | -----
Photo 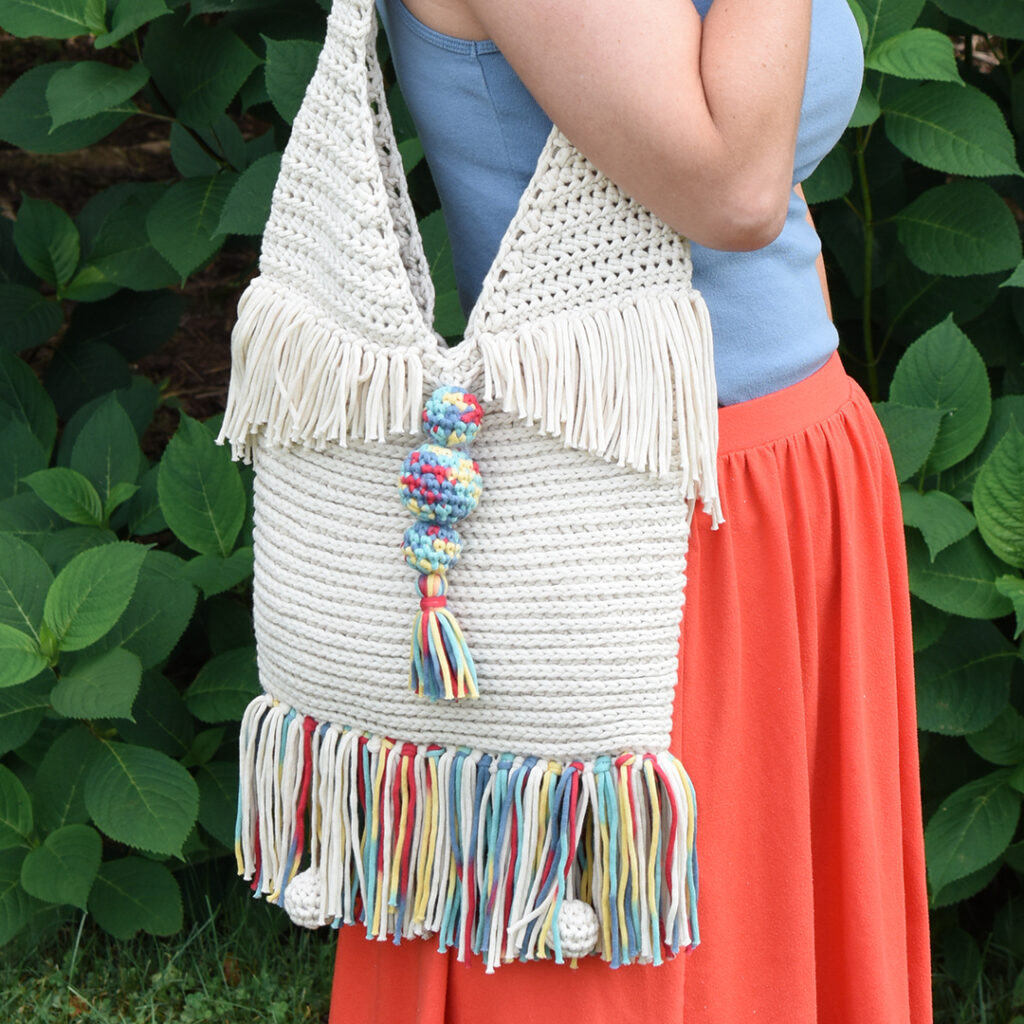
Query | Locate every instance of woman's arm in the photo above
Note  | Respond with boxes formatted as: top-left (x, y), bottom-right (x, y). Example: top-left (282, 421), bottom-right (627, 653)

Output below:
top-left (436, 0), bottom-right (812, 250)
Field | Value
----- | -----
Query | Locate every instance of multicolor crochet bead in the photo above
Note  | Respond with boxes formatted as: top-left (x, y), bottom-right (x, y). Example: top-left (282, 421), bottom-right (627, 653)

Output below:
top-left (398, 385), bottom-right (484, 702)
top-left (398, 444), bottom-right (481, 525)
top-left (403, 521), bottom-right (461, 574)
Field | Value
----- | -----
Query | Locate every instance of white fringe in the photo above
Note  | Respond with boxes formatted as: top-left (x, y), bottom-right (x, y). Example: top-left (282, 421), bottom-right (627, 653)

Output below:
top-left (215, 278), bottom-right (426, 463)
top-left (216, 280), bottom-right (722, 526)
top-left (477, 290), bottom-right (723, 528)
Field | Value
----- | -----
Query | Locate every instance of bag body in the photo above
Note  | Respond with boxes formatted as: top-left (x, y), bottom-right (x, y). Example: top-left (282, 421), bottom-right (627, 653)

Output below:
top-left (224, 0), bottom-right (721, 971)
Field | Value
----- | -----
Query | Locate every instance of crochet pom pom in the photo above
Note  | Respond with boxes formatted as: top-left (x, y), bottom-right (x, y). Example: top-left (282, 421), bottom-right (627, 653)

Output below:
top-left (421, 385), bottom-right (484, 447)
top-left (282, 867), bottom-right (329, 929)
top-left (557, 898), bottom-right (599, 962)
top-left (398, 444), bottom-right (482, 524)
top-left (403, 521), bottom-right (462, 574)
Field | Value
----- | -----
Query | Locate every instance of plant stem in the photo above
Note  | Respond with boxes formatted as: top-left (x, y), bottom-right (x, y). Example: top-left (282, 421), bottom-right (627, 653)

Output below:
top-left (855, 125), bottom-right (879, 399)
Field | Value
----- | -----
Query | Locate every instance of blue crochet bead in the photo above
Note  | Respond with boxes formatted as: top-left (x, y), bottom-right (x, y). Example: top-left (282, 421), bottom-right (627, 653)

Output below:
top-left (421, 385), bottom-right (484, 447)
top-left (403, 521), bottom-right (462, 574)
top-left (398, 444), bottom-right (482, 524)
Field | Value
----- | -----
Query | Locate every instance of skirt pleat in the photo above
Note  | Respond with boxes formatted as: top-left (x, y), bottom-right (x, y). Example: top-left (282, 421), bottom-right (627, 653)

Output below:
top-left (328, 351), bottom-right (933, 1024)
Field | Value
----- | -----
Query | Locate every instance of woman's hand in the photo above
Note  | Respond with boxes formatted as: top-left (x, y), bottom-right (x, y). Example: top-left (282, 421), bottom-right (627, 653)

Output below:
top-left (442, 0), bottom-right (812, 251)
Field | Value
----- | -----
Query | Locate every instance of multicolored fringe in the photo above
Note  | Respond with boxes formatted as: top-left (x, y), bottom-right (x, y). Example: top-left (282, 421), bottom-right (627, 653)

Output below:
top-left (235, 693), bottom-right (700, 973)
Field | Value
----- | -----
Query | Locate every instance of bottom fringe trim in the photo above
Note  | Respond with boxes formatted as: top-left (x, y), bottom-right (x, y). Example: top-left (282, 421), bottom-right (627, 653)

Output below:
top-left (235, 693), bottom-right (700, 972)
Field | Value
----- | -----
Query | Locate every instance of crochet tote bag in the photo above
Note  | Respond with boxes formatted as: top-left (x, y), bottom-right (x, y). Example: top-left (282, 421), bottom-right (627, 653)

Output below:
top-left (220, 0), bottom-right (723, 973)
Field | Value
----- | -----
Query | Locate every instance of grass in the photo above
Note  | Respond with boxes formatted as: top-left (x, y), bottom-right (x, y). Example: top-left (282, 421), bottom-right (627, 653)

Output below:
top-left (0, 858), bottom-right (338, 1024)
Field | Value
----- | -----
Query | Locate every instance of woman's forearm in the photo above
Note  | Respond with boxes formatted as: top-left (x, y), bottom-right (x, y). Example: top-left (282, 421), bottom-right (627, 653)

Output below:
top-left (460, 0), bottom-right (812, 249)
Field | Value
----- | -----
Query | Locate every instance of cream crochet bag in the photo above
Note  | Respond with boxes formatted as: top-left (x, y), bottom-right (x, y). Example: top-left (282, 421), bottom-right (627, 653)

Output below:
top-left (220, 0), bottom-right (723, 972)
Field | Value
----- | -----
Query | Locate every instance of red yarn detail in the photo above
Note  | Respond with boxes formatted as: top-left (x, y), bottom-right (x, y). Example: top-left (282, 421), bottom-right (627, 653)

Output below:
top-left (420, 595), bottom-right (447, 610)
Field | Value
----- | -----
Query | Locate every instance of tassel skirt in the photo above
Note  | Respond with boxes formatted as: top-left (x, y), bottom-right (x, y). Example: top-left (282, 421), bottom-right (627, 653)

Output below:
top-left (327, 350), bottom-right (933, 1023)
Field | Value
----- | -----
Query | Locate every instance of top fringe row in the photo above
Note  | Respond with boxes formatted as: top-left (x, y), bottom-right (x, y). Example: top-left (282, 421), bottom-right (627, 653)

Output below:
top-left (215, 279), bottom-right (723, 528)
top-left (235, 694), bottom-right (700, 972)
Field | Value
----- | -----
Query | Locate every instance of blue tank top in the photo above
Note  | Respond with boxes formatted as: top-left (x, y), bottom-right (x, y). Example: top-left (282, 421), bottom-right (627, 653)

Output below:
top-left (377, 0), bottom-right (863, 405)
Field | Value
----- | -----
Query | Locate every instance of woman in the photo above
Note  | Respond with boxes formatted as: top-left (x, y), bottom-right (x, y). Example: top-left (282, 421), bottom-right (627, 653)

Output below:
top-left (321, 0), bottom-right (933, 1021)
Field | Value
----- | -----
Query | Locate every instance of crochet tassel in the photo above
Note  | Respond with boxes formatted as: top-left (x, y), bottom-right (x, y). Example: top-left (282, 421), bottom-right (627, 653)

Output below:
top-left (236, 694), bottom-right (700, 972)
top-left (399, 386), bottom-right (485, 702)
top-left (410, 572), bottom-right (479, 700)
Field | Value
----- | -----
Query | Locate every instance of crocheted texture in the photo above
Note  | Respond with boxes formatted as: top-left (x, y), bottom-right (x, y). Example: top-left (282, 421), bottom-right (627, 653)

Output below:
top-left (221, 0), bottom-right (720, 970)
top-left (215, 0), bottom-right (722, 526)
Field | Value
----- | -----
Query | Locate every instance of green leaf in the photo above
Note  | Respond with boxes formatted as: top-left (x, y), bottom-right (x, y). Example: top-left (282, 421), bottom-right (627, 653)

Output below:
top-left (896, 181), bottom-right (1022, 278)
top-left (848, 83), bottom-right (881, 128)
top-left (177, 547), bottom-right (253, 599)
top-left (89, 550), bottom-right (197, 669)
top-left (945, 397), bottom-right (1024, 502)
top-left (145, 173), bottom-right (238, 280)
top-left (967, 708), bottom-right (1024, 767)
top-left (184, 646), bottom-right (259, 723)
top-left (873, 402), bottom-right (943, 482)
top-left (915, 617), bottom-right (1015, 734)
top-left (0, 625), bottom-right (47, 689)
top-left (884, 83), bottom-right (1021, 178)
top-left (0, 420), bottom-right (47, 498)
top-left (911, 594), bottom-right (947, 652)
top-left (1002, 260), bottom-right (1024, 289)
top-left (117, 672), bottom-right (193, 758)
top-left (13, 195), bottom-right (80, 288)
top-left (94, 0), bottom-right (170, 47)
top-left (931, 0), bottom-right (1024, 38)
top-left (51, 647), bottom-right (142, 721)
top-left (925, 772), bottom-right (1021, 890)
top-left (125, 465), bottom-right (167, 536)
top-left (183, 726), bottom-right (224, 768)
top-left (78, 188), bottom-right (178, 291)
top-left (0, 351), bottom-right (57, 456)
top-left (42, 541), bottom-right (148, 652)
top-left (0, 674), bottom-right (52, 756)
top-left (143, 12), bottom-right (260, 128)
top-left (0, 64), bottom-right (129, 155)
top-left (889, 316), bottom-right (991, 475)
top-left (0, 0), bottom-right (107, 38)
top-left (0, 534), bottom-right (53, 642)
top-left (0, 285), bottom-right (63, 353)
top-left (866, 29), bottom-right (960, 84)
top-left (857, 0), bottom-right (925, 52)
top-left (44, 340), bottom-right (132, 422)
top-left (62, 288), bottom-right (184, 363)
top-left (88, 856), bottom-right (182, 938)
top-left (433, 291), bottom-right (466, 338)
top-left (103, 482), bottom-right (139, 521)
top-left (907, 531), bottom-right (1014, 620)
top-left (158, 413), bottom-right (244, 557)
top-left (22, 468), bottom-right (103, 527)
top-left (69, 395), bottom-right (142, 511)
top-left (399, 137), bottom-right (424, 174)
top-left (32, 723), bottom-right (100, 832)
top-left (263, 36), bottom-right (321, 124)
top-left (20, 824), bottom-right (101, 910)
top-left (974, 428), bottom-right (1024, 568)
top-left (84, 740), bottom-right (198, 856)
top-left (45, 62), bottom-right (147, 131)
top-left (930, 858), bottom-right (1002, 909)
top-left (58, 378), bottom-right (155, 463)
top-left (802, 145), bottom-right (853, 205)
top-left (900, 487), bottom-right (975, 561)
top-left (0, 492), bottom-right (63, 541)
top-left (995, 575), bottom-right (1024, 639)
top-left (196, 761), bottom-right (237, 848)
top-left (214, 152), bottom-right (281, 237)
top-left (0, 764), bottom-right (32, 849)
top-left (0, 848), bottom-right (38, 945)
top-left (36, 526), bottom-right (116, 574)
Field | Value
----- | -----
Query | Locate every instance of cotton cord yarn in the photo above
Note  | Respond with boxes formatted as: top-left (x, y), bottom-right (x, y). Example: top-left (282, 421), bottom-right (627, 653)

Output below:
top-left (399, 385), bottom-right (484, 701)
top-left (221, 0), bottom-right (720, 973)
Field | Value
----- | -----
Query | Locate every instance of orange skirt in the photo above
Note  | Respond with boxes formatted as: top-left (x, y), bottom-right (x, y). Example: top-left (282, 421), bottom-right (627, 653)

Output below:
top-left (328, 351), bottom-right (933, 1024)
